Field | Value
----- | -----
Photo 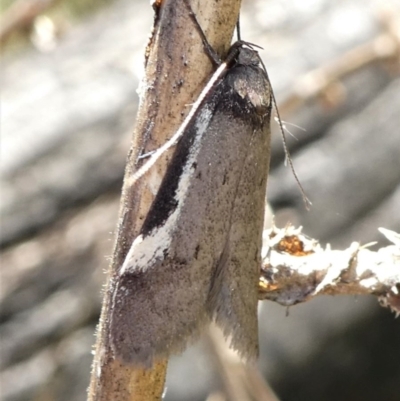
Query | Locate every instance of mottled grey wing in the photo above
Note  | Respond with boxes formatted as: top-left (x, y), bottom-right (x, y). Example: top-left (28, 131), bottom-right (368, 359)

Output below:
top-left (109, 59), bottom-right (271, 367)
top-left (207, 64), bottom-right (272, 360)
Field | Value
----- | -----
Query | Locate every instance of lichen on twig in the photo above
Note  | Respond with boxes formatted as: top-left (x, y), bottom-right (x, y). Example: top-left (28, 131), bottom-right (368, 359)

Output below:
top-left (259, 224), bottom-right (400, 316)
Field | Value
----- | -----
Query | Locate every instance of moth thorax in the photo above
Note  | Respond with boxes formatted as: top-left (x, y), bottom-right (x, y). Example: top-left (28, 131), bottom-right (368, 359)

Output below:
top-left (237, 48), bottom-right (261, 67)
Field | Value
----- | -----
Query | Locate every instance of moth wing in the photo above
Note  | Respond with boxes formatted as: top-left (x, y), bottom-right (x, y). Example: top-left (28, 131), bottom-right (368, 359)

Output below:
top-left (109, 97), bottom-right (255, 366)
top-left (109, 244), bottom-right (210, 367)
top-left (210, 122), bottom-right (270, 360)
top-left (208, 65), bottom-right (272, 360)
top-left (110, 60), bottom-right (272, 366)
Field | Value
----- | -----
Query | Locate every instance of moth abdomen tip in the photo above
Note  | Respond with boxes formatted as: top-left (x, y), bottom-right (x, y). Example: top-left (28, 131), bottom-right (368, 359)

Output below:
top-left (111, 343), bottom-right (155, 369)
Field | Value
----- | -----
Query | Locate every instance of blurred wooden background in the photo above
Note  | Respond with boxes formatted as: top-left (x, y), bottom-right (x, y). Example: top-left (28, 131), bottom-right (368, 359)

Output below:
top-left (1, 0), bottom-right (400, 400)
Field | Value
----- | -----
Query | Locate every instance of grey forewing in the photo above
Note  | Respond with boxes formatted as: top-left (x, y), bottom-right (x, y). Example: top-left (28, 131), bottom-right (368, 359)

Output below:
top-left (141, 100), bottom-right (217, 237)
top-left (206, 57), bottom-right (272, 360)
top-left (110, 47), bottom-right (272, 366)
top-left (141, 59), bottom-right (270, 237)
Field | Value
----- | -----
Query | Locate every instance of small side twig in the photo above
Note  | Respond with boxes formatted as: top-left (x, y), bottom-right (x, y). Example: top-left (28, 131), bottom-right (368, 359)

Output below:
top-left (279, 5), bottom-right (400, 115)
top-left (206, 325), bottom-right (281, 401)
top-left (259, 225), bottom-right (400, 316)
top-left (0, 0), bottom-right (60, 44)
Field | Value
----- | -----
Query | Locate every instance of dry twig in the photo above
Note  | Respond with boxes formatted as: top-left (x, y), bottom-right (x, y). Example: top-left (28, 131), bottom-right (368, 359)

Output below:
top-left (206, 325), bottom-right (282, 401)
top-left (279, 5), bottom-right (400, 115)
top-left (0, 0), bottom-right (60, 44)
top-left (260, 225), bottom-right (400, 315)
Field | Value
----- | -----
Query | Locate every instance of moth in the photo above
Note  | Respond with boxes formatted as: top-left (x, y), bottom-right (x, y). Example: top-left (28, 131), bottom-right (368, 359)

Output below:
top-left (109, 2), bottom-right (273, 367)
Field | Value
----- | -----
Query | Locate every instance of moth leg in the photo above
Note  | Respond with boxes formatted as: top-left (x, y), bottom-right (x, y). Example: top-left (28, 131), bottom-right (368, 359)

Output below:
top-left (182, 0), bottom-right (222, 66)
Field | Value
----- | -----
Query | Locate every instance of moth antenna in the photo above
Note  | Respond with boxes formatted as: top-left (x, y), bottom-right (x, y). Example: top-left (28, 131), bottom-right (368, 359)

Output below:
top-left (236, 18), bottom-right (241, 41)
top-left (259, 59), bottom-right (312, 210)
top-left (273, 94), bottom-right (312, 209)
top-left (128, 62), bottom-right (228, 186)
